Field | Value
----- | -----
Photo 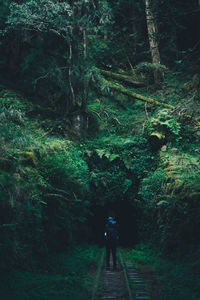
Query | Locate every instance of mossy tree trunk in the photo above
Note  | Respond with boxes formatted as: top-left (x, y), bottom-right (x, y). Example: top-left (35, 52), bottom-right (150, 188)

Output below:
top-left (81, 28), bottom-right (87, 112)
top-left (101, 77), bottom-right (200, 123)
top-left (99, 69), bottom-right (143, 87)
top-left (132, 1), bottom-right (138, 55)
top-left (145, 0), bottom-right (163, 87)
top-left (101, 78), bottom-right (174, 109)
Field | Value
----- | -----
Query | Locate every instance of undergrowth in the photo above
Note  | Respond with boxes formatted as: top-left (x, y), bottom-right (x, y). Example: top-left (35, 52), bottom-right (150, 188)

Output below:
top-left (0, 244), bottom-right (101, 300)
top-left (126, 244), bottom-right (200, 300)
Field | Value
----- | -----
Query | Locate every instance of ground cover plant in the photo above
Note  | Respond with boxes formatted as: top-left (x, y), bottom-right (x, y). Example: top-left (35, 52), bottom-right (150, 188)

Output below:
top-left (0, 244), bottom-right (102, 300)
top-left (126, 245), bottom-right (200, 300)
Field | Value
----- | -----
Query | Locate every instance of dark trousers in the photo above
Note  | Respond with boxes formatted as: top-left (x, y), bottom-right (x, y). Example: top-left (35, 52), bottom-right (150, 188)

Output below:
top-left (106, 244), bottom-right (116, 267)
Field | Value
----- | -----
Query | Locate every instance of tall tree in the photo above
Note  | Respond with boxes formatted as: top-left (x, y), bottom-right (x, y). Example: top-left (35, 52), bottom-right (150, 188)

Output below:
top-left (145, 0), bottom-right (163, 87)
top-left (4, 0), bottom-right (112, 113)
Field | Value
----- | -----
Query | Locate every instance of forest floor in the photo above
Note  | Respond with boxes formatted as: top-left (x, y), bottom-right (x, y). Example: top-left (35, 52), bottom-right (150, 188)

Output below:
top-left (126, 245), bottom-right (200, 300)
top-left (0, 245), bottom-right (101, 300)
top-left (1, 244), bottom-right (199, 300)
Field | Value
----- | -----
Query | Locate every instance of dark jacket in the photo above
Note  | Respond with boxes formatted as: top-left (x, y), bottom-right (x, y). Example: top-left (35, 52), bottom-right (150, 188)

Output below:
top-left (104, 221), bottom-right (119, 246)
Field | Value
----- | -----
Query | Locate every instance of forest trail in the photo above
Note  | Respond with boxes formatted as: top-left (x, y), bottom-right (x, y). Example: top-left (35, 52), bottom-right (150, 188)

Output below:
top-left (99, 265), bottom-right (128, 300)
top-left (94, 249), bottom-right (151, 300)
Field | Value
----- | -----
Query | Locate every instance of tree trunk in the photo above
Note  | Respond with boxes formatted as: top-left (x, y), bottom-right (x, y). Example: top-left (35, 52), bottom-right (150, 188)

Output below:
top-left (145, 0), bottom-right (163, 87)
top-left (101, 77), bottom-right (173, 109)
top-left (81, 28), bottom-right (87, 111)
top-left (101, 78), bottom-right (200, 123)
top-left (69, 40), bottom-right (75, 107)
top-left (99, 69), bottom-right (144, 87)
top-left (149, 132), bottom-right (165, 150)
top-left (132, 1), bottom-right (138, 55)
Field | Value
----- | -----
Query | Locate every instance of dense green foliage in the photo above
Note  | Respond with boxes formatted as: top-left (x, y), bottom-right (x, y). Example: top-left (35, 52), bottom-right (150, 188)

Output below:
top-left (126, 244), bottom-right (200, 300)
top-left (0, 244), bottom-right (101, 300)
top-left (0, 87), bottom-right (91, 269)
top-left (0, 0), bottom-right (200, 298)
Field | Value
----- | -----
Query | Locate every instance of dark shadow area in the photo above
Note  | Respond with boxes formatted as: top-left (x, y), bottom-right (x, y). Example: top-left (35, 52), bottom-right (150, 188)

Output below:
top-left (88, 200), bottom-right (139, 247)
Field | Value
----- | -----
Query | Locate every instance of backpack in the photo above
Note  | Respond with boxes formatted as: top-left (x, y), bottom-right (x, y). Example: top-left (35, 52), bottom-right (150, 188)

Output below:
top-left (106, 222), bottom-right (118, 241)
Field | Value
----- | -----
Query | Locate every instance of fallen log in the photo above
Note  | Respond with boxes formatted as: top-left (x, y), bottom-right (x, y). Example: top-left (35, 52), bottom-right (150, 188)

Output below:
top-left (101, 77), bottom-right (174, 109)
top-left (99, 69), bottom-right (144, 87)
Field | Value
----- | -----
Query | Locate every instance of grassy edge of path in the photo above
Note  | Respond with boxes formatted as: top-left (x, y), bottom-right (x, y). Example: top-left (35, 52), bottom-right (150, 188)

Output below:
top-left (126, 244), bottom-right (200, 300)
top-left (0, 244), bottom-right (102, 300)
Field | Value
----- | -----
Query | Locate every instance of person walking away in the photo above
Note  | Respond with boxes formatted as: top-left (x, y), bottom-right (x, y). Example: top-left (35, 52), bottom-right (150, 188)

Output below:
top-left (104, 217), bottom-right (119, 270)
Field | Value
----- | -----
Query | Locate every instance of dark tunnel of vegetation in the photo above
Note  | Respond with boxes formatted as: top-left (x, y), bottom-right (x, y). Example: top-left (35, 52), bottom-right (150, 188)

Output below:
top-left (0, 0), bottom-right (200, 299)
top-left (89, 201), bottom-right (139, 247)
